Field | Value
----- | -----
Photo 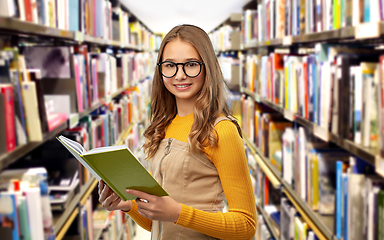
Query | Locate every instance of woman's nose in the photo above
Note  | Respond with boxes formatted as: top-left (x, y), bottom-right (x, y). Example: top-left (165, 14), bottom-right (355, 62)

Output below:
top-left (175, 65), bottom-right (186, 80)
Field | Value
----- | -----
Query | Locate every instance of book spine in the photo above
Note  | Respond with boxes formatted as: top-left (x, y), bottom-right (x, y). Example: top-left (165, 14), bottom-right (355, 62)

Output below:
top-left (21, 81), bottom-right (43, 142)
top-left (364, 0), bottom-right (371, 22)
top-left (0, 193), bottom-right (20, 240)
top-left (25, 187), bottom-right (45, 240)
top-left (379, 57), bottom-right (384, 157)
top-left (335, 161), bottom-right (343, 239)
top-left (73, 55), bottom-right (83, 113)
top-left (312, 56), bottom-right (318, 123)
top-left (333, 0), bottom-right (341, 28)
top-left (311, 154), bottom-right (319, 210)
top-left (0, 85), bottom-right (16, 152)
top-left (29, 71), bottom-right (49, 134)
top-left (68, 0), bottom-right (79, 31)
top-left (24, 0), bottom-right (33, 22)
top-left (343, 174), bottom-right (348, 240)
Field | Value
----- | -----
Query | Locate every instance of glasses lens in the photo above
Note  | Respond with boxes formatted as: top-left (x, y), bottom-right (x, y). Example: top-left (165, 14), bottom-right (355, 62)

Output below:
top-left (160, 62), bottom-right (177, 77)
top-left (184, 61), bottom-right (201, 77)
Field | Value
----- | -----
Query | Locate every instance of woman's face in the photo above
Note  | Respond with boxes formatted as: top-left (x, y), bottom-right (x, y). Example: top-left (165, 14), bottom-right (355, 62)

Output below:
top-left (161, 39), bottom-right (205, 108)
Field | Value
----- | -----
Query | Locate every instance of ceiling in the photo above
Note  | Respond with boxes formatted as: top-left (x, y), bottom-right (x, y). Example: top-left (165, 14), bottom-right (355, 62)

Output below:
top-left (120, 0), bottom-right (249, 34)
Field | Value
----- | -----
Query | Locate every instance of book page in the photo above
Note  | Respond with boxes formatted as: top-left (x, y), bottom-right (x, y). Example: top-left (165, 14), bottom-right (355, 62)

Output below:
top-left (58, 135), bottom-right (86, 155)
top-left (85, 145), bottom-right (128, 155)
top-left (57, 136), bottom-right (101, 181)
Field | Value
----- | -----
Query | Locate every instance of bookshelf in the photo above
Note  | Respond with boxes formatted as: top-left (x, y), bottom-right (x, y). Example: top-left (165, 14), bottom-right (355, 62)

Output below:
top-left (0, 16), bottom-right (145, 51)
top-left (242, 22), bottom-right (384, 49)
top-left (244, 94), bottom-right (379, 167)
top-left (53, 175), bottom-right (97, 239)
top-left (0, 86), bottom-right (129, 172)
top-left (210, 13), bottom-right (243, 52)
top-left (245, 136), bottom-right (334, 240)
top-left (256, 205), bottom-right (280, 240)
top-left (234, 0), bottom-right (384, 239)
top-left (0, 1), bottom-right (155, 239)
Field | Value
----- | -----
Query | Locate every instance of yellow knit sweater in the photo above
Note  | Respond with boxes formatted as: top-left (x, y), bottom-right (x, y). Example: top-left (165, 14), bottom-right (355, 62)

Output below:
top-left (125, 113), bottom-right (257, 239)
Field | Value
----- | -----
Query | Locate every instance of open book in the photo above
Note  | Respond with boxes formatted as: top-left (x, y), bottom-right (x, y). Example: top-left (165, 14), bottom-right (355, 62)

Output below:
top-left (57, 135), bottom-right (168, 201)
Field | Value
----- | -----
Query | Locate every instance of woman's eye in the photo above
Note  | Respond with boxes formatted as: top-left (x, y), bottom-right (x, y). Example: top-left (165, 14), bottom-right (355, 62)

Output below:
top-left (186, 62), bottom-right (197, 67)
top-left (165, 63), bottom-right (175, 68)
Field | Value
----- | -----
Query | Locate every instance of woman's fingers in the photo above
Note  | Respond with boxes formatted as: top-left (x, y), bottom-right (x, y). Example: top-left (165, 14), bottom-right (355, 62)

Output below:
top-left (99, 181), bottom-right (115, 203)
top-left (126, 189), bottom-right (151, 204)
top-left (98, 180), bottom-right (104, 195)
top-left (104, 193), bottom-right (121, 210)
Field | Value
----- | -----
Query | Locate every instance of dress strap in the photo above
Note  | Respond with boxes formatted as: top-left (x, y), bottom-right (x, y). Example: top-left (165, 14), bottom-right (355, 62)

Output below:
top-left (214, 116), bottom-right (243, 139)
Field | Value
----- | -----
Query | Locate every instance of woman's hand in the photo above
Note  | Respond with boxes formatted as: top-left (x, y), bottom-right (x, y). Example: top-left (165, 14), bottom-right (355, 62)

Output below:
top-left (126, 189), bottom-right (181, 223)
top-left (98, 180), bottom-right (132, 212)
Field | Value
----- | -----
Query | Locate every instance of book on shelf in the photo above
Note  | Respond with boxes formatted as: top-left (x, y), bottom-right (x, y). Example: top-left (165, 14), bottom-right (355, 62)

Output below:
top-left (0, 193), bottom-right (20, 240)
top-left (57, 135), bottom-right (168, 201)
top-left (29, 69), bottom-right (50, 134)
top-left (50, 188), bottom-right (76, 211)
top-left (0, 167), bottom-right (55, 240)
top-left (264, 204), bottom-right (281, 231)
top-left (0, 84), bottom-right (16, 152)
top-left (8, 68), bottom-right (28, 147)
top-left (21, 80), bottom-right (43, 142)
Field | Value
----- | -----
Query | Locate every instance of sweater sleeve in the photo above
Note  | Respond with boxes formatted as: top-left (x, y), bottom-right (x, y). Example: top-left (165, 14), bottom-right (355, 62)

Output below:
top-left (175, 120), bottom-right (257, 240)
top-left (123, 200), bottom-right (152, 232)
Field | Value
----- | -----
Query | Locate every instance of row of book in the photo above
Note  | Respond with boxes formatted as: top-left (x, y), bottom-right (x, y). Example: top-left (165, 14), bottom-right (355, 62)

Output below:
top-left (65, 83), bottom-right (151, 184)
top-left (92, 206), bottom-right (131, 240)
top-left (240, 43), bottom-right (384, 156)
top-left (246, 144), bottom-right (321, 240)
top-left (280, 125), bottom-right (383, 240)
top-left (242, 0), bottom-right (384, 44)
top-left (218, 53), bottom-right (241, 91)
top-left (0, 167), bottom-right (56, 240)
top-left (0, 45), bottom-right (155, 156)
top-left (0, 0), bottom-right (159, 50)
top-left (243, 98), bottom-right (384, 240)
top-left (209, 25), bottom-right (240, 52)
top-left (0, 84), bottom-right (148, 239)
top-left (0, 48), bottom-right (69, 153)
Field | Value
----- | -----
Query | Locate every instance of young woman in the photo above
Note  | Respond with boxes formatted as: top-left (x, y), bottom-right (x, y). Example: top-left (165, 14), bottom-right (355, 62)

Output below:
top-left (98, 24), bottom-right (257, 240)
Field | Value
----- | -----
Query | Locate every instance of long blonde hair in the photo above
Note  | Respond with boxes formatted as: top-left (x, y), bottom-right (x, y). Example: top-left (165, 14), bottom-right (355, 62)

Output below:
top-left (143, 24), bottom-right (232, 159)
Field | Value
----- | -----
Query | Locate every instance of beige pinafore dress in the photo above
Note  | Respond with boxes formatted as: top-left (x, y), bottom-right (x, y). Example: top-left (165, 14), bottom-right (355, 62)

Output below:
top-left (148, 116), bottom-right (242, 240)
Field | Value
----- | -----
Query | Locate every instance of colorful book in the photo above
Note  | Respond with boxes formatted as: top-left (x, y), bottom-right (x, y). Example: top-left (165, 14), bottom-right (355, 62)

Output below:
top-left (21, 81), bottom-right (43, 141)
top-left (0, 84), bottom-right (16, 152)
top-left (0, 193), bottom-right (20, 240)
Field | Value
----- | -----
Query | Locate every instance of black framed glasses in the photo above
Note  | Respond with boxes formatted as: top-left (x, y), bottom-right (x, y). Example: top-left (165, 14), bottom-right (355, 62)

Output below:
top-left (157, 61), bottom-right (205, 78)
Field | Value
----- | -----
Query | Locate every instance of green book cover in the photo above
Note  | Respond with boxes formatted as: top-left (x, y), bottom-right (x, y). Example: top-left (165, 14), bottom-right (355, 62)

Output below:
top-left (57, 135), bottom-right (168, 201)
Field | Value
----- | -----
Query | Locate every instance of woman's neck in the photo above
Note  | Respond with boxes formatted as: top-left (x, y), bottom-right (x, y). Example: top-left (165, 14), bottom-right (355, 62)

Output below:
top-left (176, 100), bottom-right (195, 117)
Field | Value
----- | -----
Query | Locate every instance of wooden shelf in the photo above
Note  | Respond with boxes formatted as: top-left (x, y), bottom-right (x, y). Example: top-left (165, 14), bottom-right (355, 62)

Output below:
top-left (53, 176), bottom-right (95, 239)
top-left (0, 121), bottom-right (68, 171)
top-left (240, 87), bottom-right (261, 102)
top-left (242, 23), bottom-right (384, 50)
top-left (244, 136), bottom-right (335, 240)
top-left (245, 137), bottom-right (281, 188)
top-left (241, 92), bottom-right (380, 166)
top-left (0, 17), bottom-right (75, 40)
top-left (256, 205), bottom-right (280, 240)
top-left (0, 87), bottom-right (132, 172)
top-left (0, 17), bottom-right (142, 50)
